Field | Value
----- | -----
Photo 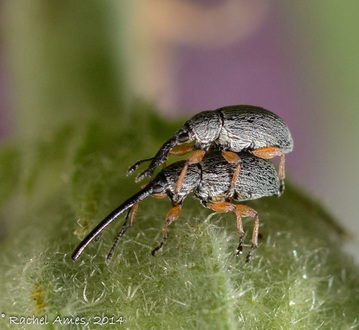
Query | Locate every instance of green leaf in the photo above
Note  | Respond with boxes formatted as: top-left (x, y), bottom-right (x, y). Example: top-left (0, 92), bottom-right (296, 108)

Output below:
top-left (0, 106), bottom-right (358, 329)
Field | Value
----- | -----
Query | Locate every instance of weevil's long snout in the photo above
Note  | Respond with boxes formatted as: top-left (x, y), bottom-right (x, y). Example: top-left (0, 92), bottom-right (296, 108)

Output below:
top-left (135, 127), bottom-right (192, 182)
top-left (72, 184), bottom-right (155, 261)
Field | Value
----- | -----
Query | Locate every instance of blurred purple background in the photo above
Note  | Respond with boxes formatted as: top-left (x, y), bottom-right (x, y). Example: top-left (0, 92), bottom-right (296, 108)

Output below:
top-left (174, 12), bottom-right (305, 179)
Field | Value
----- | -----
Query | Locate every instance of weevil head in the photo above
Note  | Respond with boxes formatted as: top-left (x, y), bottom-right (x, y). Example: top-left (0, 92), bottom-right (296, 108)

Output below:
top-left (135, 126), bottom-right (197, 181)
top-left (135, 110), bottom-right (221, 181)
top-left (173, 125), bottom-right (196, 145)
top-left (150, 160), bottom-right (202, 204)
top-left (148, 173), bottom-right (168, 198)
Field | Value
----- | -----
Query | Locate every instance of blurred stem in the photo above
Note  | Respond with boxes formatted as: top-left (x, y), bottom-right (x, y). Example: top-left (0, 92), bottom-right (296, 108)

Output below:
top-left (2, 0), bottom-right (128, 140)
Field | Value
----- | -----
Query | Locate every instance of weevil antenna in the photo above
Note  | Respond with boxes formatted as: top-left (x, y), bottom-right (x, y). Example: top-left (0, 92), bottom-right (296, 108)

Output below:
top-left (106, 208), bottom-right (133, 263)
top-left (72, 184), bottom-right (154, 261)
top-left (127, 157), bottom-right (154, 176)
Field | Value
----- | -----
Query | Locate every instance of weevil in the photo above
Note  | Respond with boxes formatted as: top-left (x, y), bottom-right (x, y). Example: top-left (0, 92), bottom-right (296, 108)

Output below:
top-left (128, 105), bottom-right (293, 195)
top-left (72, 151), bottom-right (281, 263)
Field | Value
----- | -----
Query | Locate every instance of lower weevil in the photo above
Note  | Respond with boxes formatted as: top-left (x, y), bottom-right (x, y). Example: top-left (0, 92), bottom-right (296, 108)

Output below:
top-left (72, 151), bottom-right (281, 263)
top-left (128, 105), bottom-right (293, 195)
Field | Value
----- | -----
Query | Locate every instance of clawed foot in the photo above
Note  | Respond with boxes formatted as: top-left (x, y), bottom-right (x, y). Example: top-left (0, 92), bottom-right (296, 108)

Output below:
top-left (151, 237), bottom-right (166, 256)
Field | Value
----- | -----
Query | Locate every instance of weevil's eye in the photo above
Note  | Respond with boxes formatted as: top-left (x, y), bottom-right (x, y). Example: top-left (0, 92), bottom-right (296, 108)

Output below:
top-left (152, 182), bottom-right (164, 194)
top-left (178, 132), bottom-right (190, 143)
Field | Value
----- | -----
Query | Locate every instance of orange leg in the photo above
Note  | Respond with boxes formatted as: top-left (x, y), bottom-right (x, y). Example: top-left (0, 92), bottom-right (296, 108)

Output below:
top-left (160, 145), bottom-right (196, 170)
top-left (129, 145), bottom-right (196, 175)
top-left (206, 202), bottom-right (259, 262)
top-left (106, 181), bottom-right (177, 262)
top-left (279, 154), bottom-right (285, 180)
top-left (252, 146), bottom-right (285, 194)
top-left (106, 202), bottom-right (140, 263)
top-left (236, 205), bottom-right (259, 263)
top-left (129, 202), bottom-right (139, 227)
top-left (251, 146), bottom-right (283, 159)
top-left (222, 151), bottom-right (241, 199)
top-left (176, 150), bottom-right (206, 194)
top-left (170, 144), bottom-right (196, 156)
top-left (152, 204), bottom-right (182, 255)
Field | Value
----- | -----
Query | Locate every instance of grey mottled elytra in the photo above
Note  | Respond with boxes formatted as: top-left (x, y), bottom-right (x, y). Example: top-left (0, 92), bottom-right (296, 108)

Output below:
top-left (128, 105), bottom-right (293, 195)
top-left (72, 152), bottom-right (281, 264)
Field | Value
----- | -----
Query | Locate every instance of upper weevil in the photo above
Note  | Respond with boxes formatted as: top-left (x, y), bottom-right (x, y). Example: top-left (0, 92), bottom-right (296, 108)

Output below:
top-left (128, 105), bottom-right (293, 194)
top-left (72, 151), bottom-right (281, 264)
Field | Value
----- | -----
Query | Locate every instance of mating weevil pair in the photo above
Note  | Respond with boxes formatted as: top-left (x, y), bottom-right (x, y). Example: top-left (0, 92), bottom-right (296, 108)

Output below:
top-left (72, 105), bottom-right (293, 263)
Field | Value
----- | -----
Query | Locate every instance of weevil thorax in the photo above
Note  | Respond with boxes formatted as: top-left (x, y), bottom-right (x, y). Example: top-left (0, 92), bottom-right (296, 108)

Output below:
top-left (194, 152), bottom-right (280, 204)
top-left (154, 160), bottom-right (202, 204)
top-left (185, 110), bottom-right (222, 150)
top-left (216, 105), bottom-right (293, 153)
top-left (194, 152), bottom-right (235, 203)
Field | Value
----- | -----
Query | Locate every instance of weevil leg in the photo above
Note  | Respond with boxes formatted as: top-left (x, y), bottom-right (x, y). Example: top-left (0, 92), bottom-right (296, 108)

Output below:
top-left (152, 204), bottom-right (182, 255)
top-left (232, 205), bottom-right (259, 263)
top-left (127, 158), bottom-right (154, 176)
top-left (245, 211), bottom-right (259, 263)
top-left (206, 202), bottom-right (245, 255)
top-left (128, 146), bottom-right (195, 178)
top-left (106, 203), bottom-right (140, 263)
top-left (251, 145), bottom-right (283, 159)
top-left (175, 150), bottom-right (206, 195)
top-left (169, 144), bottom-right (196, 156)
top-left (152, 145), bottom-right (196, 171)
top-left (252, 146), bottom-right (285, 194)
top-left (106, 183), bottom-right (167, 262)
top-left (278, 154), bottom-right (286, 194)
top-left (221, 151), bottom-right (241, 199)
top-left (206, 202), bottom-right (259, 261)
